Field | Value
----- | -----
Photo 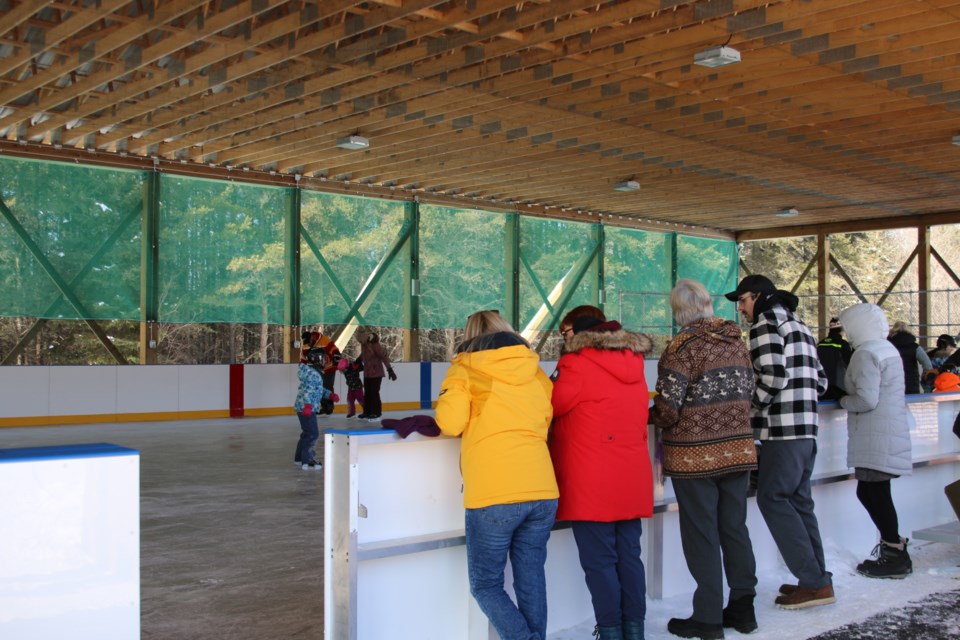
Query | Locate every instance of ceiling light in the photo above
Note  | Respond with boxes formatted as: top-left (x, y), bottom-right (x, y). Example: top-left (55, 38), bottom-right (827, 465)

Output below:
top-left (776, 207), bottom-right (799, 218)
top-left (336, 135), bottom-right (369, 150)
top-left (694, 45), bottom-right (741, 68)
top-left (614, 179), bottom-right (640, 192)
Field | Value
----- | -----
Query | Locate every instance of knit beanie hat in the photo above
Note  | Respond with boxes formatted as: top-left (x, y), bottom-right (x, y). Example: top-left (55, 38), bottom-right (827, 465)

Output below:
top-left (572, 316), bottom-right (623, 334)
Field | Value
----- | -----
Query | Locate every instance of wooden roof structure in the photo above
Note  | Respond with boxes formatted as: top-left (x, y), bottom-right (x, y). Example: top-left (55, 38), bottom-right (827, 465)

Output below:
top-left (1, 0), bottom-right (960, 239)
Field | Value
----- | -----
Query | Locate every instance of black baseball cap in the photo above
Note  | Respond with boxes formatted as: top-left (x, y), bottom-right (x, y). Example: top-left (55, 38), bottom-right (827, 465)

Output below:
top-left (724, 274), bottom-right (776, 301)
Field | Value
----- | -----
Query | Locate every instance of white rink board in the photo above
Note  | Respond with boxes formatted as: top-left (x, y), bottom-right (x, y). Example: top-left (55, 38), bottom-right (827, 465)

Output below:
top-left (0, 445), bottom-right (140, 640)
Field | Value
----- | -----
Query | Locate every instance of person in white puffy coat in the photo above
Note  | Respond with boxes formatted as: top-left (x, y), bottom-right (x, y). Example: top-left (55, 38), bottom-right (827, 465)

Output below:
top-left (838, 303), bottom-right (913, 579)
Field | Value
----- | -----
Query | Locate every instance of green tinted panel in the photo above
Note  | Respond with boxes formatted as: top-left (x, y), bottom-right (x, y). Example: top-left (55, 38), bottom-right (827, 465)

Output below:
top-left (519, 217), bottom-right (599, 331)
top-left (300, 192), bottom-right (408, 327)
top-left (677, 235), bottom-right (739, 320)
top-left (420, 205), bottom-right (509, 329)
top-left (158, 176), bottom-right (289, 324)
top-left (0, 156), bottom-right (143, 320)
top-left (604, 227), bottom-right (673, 334)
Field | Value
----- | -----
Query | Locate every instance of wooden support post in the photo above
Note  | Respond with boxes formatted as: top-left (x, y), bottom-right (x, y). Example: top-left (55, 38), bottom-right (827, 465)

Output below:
top-left (402, 201), bottom-right (421, 362)
top-left (818, 233), bottom-right (830, 339)
top-left (283, 186), bottom-right (302, 363)
top-left (140, 172), bottom-right (160, 365)
top-left (918, 225), bottom-right (931, 346)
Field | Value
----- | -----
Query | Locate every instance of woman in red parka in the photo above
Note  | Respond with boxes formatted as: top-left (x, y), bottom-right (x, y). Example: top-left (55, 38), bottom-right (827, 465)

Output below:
top-left (550, 310), bottom-right (653, 640)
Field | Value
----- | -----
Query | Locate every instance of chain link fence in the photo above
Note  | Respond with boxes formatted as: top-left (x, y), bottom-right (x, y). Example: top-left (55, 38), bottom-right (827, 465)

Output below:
top-left (799, 289), bottom-right (960, 345)
top-left (619, 288), bottom-right (960, 355)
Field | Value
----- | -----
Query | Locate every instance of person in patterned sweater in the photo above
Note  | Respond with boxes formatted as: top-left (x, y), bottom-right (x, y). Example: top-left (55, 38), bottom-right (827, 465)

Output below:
top-left (652, 279), bottom-right (758, 640)
top-left (725, 274), bottom-right (832, 611)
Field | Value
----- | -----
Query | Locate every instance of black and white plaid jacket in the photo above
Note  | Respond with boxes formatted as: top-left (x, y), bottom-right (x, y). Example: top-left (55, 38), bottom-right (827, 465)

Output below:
top-left (749, 303), bottom-right (827, 440)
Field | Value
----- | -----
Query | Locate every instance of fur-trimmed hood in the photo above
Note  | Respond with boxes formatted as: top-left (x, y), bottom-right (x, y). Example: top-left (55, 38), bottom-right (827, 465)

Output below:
top-left (561, 327), bottom-right (652, 386)
top-left (565, 327), bottom-right (653, 355)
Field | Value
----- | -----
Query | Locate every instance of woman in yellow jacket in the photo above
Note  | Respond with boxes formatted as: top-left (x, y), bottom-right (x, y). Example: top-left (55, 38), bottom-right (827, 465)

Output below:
top-left (436, 310), bottom-right (559, 640)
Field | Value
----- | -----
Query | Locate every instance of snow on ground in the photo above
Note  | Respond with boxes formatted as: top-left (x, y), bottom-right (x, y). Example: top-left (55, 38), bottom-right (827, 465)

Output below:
top-left (550, 539), bottom-right (960, 639)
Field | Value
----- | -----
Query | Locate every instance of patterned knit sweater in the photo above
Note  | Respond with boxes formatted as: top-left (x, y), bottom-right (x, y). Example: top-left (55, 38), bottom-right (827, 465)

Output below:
top-left (652, 316), bottom-right (757, 479)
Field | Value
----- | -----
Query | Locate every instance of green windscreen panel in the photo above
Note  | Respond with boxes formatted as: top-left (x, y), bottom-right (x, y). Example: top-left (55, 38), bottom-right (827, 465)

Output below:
top-left (604, 227), bottom-right (673, 335)
top-left (300, 192), bottom-right (408, 327)
top-left (158, 176), bottom-right (290, 324)
top-left (0, 156), bottom-right (144, 320)
top-left (519, 217), bottom-right (599, 331)
top-left (420, 205), bottom-right (510, 329)
top-left (677, 235), bottom-right (739, 320)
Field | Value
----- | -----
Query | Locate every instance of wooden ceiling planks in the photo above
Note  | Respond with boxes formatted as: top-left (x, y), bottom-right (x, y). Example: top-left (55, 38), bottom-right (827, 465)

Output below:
top-left (0, 0), bottom-right (958, 238)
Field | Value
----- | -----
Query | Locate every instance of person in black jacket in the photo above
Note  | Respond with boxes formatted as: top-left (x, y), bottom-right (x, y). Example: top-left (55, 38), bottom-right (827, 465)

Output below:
top-left (887, 321), bottom-right (932, 394)
top-left (816, 318), bottom-right (853, 401)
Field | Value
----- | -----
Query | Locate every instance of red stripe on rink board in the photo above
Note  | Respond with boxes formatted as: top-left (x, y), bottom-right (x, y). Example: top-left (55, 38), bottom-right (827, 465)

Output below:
top-left (229, 363), bottom-right (244, 418)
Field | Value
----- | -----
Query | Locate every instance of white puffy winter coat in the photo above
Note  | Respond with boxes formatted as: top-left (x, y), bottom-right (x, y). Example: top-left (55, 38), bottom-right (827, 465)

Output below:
top-left (838, 303), bottom-right (912, 475)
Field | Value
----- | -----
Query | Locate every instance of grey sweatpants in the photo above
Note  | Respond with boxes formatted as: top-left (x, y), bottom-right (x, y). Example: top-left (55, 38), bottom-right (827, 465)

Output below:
top-left (756, 439), bottom-right (831, 589)
top-left (672, 471), bottom-right (758, 624)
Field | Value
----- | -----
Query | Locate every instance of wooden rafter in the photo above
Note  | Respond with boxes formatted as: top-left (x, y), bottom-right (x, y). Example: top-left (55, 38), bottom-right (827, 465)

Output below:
top-left (0, 0), bottom-right (957, 234)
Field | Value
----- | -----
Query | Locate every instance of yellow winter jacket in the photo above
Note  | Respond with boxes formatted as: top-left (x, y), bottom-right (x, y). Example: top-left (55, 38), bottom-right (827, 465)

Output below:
top-left (435, 335), bottom-right (558, 509)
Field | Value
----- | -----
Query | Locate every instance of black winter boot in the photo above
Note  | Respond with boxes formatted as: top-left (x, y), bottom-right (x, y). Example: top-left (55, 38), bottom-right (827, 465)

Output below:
top-left (667, 617), bottom-right (724, 640)
top-left (857, 539), bottom-right (912, 579)
top-left (722, 594), bottom-right (757, 633)
top-left (622, 619), bottom-right (644, 640)
top-left (593, 625), bottom-right (624, 640)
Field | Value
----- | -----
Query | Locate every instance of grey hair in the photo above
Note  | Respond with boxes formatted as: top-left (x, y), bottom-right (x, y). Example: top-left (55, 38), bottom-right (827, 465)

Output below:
top-left (670, 278), bottom-right (715, 327)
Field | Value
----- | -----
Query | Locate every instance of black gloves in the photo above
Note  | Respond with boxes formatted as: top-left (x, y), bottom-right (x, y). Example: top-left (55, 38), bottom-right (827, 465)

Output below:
top-left (387, 366), bottom-right (397, 381)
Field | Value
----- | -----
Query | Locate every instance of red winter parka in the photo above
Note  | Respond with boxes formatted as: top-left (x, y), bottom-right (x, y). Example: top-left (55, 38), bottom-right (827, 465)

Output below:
top-left (550, 324), bottom-right (654, 522)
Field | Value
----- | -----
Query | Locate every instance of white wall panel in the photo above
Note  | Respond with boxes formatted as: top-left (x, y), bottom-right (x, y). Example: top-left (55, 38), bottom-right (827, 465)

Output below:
top-left (115, 365), bottom-right (180, 414)
top-left (0, 367), bottom-right (50, 417)
top-left (178, 365), bottom-right (230, 412)
top-left (244, 364), bottom-right (295, 409)
top-left (379, 362), bottom-right (420, 405)
top-left (49, 366), bottom-right (117, 416)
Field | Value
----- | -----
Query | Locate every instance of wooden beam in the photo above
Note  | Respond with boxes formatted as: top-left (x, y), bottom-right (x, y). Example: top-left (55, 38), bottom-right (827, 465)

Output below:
top-left (0, 0), bottom-right (55, 41)
top-left (0, 0), bottom-right (129, 78)
top-left (737, 211), bottom-right (960, 241)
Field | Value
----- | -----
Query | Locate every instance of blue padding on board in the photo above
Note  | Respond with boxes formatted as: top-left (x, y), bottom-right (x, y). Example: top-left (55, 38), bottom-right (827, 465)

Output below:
top-left (326, 428), bottom-right (395, 436)
top-left (420, 361), bottom-right (432, 409)
top-left (0, 442), bottom-right (139, 463)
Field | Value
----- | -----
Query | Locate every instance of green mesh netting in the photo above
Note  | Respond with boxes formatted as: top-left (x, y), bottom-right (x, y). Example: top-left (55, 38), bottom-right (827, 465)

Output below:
top-left (519, 217), bottom-right (599, 331)
top-left (0, 159), bottom-right (740, 332)
top-left (0, 156), bottom-right (143, 321)
top-left (604, 227), bottom-right (674, 334)
top-left (300, 192), bottom-right (409, 327)
top-left (677, 235), bottom-right (739, 320)
top-left (420, 205), bottom-right (511, 329)
top-left (158, 176), bottom-right (290, 324)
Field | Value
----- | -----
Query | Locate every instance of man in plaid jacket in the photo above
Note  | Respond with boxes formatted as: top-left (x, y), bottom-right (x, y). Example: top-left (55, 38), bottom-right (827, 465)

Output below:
top-left (725, 275), bottom-right (833, 612)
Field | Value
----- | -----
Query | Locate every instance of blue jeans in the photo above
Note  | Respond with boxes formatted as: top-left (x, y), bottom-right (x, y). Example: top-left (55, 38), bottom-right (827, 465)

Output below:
top-left (465, 499), bottom-right (558, 640)
top-left (294, 412), bottom-right (319, 464)
top-left (571, 519), bottom-right (646, 627)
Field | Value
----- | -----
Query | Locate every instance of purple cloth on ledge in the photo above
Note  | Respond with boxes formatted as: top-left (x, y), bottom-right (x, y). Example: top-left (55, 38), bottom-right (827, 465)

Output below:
top-left (381, 415), bottom-right (441, 439)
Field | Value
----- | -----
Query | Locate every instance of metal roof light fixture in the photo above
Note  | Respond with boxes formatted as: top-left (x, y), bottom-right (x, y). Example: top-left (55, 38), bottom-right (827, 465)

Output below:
top-left (694, 35), bottom-right (740, 68)
top-left (775, 207), bottom-right (799, 218)
top-left (613, 178), bottom-right (640, 192)
top-left (336, 133), bottom-right (370, 150)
